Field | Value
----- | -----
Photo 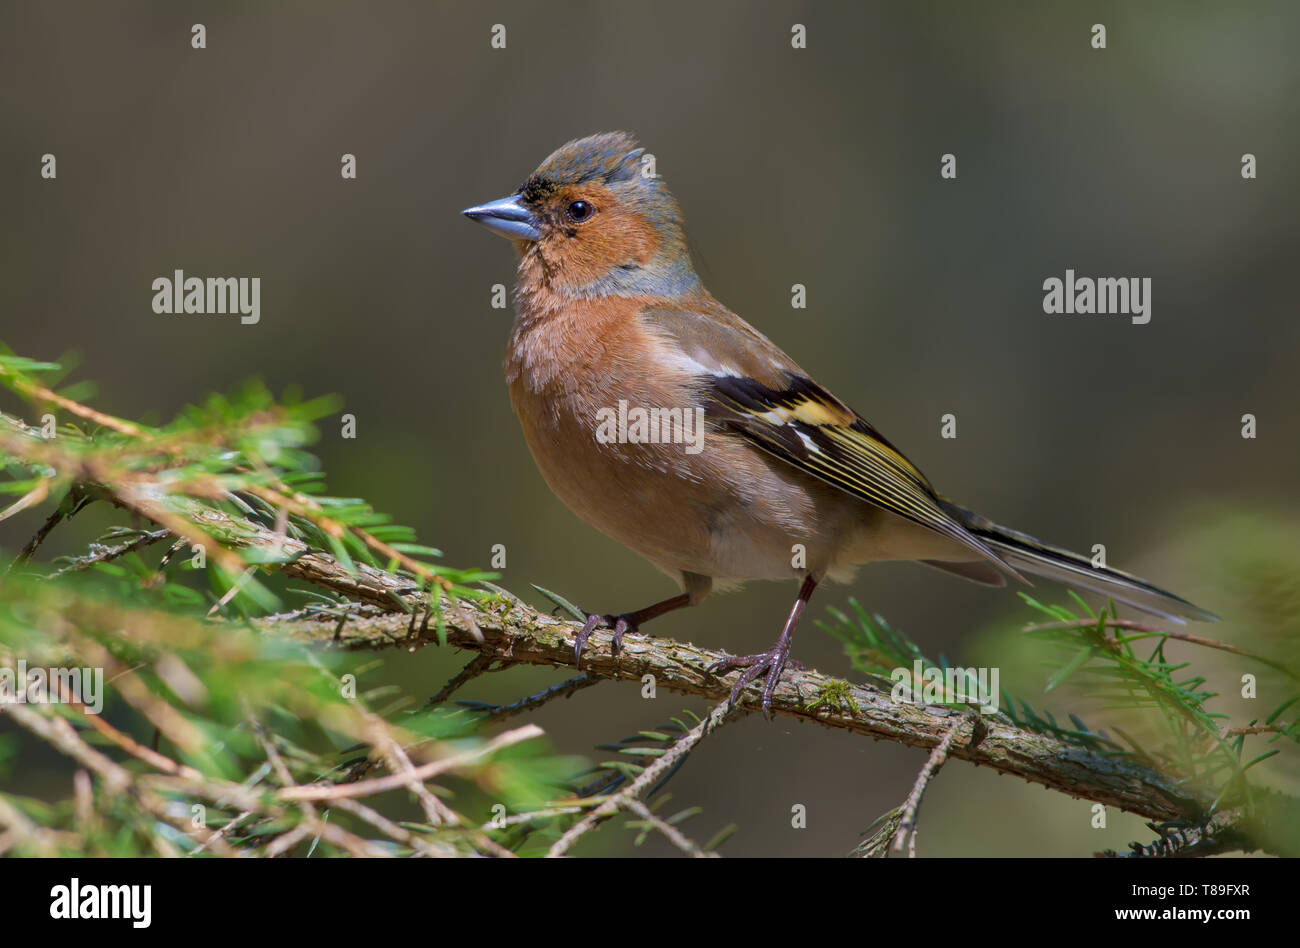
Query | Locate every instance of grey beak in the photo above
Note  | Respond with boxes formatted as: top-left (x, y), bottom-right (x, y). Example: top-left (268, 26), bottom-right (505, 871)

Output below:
top-left (461, 194), bottom-right (541, 241)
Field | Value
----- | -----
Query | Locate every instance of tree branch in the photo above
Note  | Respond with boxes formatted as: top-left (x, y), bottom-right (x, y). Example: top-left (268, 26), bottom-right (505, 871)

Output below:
top-left (258, 597), bottom-right (1213, 825)
top-left (130, 496), bottom-right (1230, 834)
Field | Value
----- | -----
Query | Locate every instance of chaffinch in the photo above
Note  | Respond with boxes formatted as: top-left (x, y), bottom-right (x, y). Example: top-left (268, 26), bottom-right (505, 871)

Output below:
top-left (463, 132), bottom-right (1216, 716)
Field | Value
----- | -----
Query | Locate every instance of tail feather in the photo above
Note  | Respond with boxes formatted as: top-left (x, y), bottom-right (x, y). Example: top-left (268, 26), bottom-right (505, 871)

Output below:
top-left (939, 500), bottom-right (1218, 624)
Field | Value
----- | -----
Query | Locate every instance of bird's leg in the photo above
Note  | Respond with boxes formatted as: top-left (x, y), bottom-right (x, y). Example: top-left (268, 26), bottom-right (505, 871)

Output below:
top-left (709, 575), bottom-right (819, 718)
top-left (573, 592), bottom-right (693, 667)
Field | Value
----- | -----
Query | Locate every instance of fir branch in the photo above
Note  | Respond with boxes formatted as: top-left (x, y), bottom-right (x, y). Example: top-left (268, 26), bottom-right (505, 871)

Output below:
top-left (260, 595), bottom-right (1217, 829)
top-left (892, 711), bottom-right (978, 857)
top-left (460, 672), bottom-right (602, 720)
top-left (545, 701), bottom-right (732, 857)
top-left (1025, 617), bottom-right (1300, 682)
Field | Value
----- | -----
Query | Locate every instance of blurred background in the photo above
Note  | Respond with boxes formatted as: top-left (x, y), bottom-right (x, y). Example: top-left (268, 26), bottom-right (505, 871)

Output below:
top-left (2, 0), bottom-right (1298, 856)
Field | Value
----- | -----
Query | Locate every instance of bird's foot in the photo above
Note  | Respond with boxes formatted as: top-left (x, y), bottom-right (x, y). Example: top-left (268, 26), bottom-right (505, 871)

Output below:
top-left (572, 612), bottom-right (637, 667)
top-left (568, 592), bottom-right (695, 668)
top-left (708, 644), bottom-right (804, 717)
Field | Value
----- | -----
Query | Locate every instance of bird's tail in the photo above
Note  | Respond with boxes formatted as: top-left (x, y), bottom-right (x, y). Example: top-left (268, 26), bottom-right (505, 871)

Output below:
top-left (939, 500), bottom-right (1218, 624)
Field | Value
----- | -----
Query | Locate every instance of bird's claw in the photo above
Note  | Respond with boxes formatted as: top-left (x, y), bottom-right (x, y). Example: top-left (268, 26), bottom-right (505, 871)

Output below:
top-left (573, 613), bottom-right (634, 667)
top-left (708, 646), bottom-right (802, 718)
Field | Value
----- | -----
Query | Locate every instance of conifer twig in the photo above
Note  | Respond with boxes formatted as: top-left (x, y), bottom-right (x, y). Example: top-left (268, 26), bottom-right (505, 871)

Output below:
top-left (277, 725), bottom-right (544, 803)
top-left (477, 672), bottom-right (602, 720)
top-left (893, 711), bottom-right (975, 857)
top-left (1027, 617), bottom-right (1300, 680)
top-left (425, 653), bottom-right (501, 707)
top-left (623, 798), bottom-right (718, 858)
top-left (43, 528), bottom-right (171, 579)
top-left (546, 701), bottom-right (733, 857)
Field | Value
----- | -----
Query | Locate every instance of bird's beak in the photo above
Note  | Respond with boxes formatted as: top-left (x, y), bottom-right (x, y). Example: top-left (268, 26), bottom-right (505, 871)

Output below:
top-left (461, 194), bottom-right (541, 241)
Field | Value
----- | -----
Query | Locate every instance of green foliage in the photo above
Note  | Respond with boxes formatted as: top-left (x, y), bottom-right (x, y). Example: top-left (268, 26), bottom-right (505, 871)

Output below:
top-left (0, 351), bottom-right (604, 857)
top-left (0, 349), bottom-right (494, 619)
top-left (0, 573), bottom-right (574, 856)
top-left (819, 588), bottom-right (1300, 847)
top-left (819, 599), bottom-right (998, 713)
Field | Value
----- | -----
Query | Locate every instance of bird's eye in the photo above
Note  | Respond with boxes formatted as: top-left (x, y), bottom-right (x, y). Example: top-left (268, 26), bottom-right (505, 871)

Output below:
top-left (566, 200), bottom-right (594, 223)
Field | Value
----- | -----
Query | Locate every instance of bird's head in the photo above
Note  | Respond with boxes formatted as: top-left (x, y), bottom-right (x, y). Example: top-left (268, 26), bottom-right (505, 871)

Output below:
top-left (462, 132), bottom-right (699, 299)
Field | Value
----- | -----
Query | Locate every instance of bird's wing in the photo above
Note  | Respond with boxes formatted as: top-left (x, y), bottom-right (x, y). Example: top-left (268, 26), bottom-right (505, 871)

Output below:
top-left (639, 303), bottom-right (1014, 570)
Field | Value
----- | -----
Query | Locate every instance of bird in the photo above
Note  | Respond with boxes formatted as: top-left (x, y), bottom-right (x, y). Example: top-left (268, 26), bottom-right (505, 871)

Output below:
top-left (462, 131), bottom-right (1217, 717)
